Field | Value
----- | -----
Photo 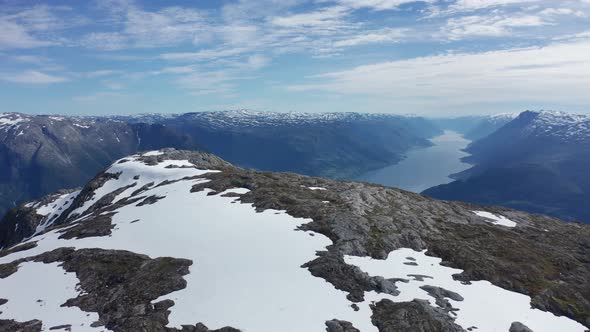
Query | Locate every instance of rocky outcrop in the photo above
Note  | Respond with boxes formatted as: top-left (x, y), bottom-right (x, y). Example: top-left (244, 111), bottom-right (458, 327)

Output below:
top-left (370, 299), bottom-right (464, 332)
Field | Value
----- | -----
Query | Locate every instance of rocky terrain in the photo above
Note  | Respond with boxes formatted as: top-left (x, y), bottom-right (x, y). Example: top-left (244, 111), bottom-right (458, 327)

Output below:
top-left (424, 110), bottom-right (590, 223)
top-left (0, 149), bottom-right (588, 331)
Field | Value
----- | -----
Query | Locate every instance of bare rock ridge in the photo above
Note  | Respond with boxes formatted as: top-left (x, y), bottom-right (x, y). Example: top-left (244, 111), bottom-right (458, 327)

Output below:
top-left (0, 149), bottom-right (588, 332)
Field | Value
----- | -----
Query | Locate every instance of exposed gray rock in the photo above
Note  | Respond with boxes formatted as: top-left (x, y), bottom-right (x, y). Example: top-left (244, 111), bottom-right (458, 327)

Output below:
top-left (370, 299), bottom-right (465, 332)
top-left (420, 285), bottom-right (464, 313)
top-left (0, 319), bottom-right (42, 332)
top-left (325, 319), bottom-right (360, 332)
top-left (509, 321), bottom-right (534, 332)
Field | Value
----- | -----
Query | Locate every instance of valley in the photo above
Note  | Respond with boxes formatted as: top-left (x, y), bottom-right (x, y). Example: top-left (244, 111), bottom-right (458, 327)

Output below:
top-left (356, 130), bottom-right (472, 193)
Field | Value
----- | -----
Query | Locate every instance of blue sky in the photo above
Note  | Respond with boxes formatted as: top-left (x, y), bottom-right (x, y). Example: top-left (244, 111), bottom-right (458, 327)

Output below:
top-left (1, 0), bottom-right (590, 116)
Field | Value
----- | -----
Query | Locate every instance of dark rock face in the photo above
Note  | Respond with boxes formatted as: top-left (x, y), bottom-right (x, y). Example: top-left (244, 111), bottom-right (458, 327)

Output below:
top-left (1, 149), bottom-right (589, 331)
top-left (0, 319), bottom-right (42, 332)
top-left (325, 319), bottom-right (361, 332)
top-left (370, 299), bottom-right (464, 332)
top-left (509, 321), bottom-right (534, 332)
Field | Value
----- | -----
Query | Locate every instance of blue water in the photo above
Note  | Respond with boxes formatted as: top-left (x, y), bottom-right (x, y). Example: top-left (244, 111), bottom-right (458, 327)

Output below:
top-left (357, 131), bottom-right (472, 193)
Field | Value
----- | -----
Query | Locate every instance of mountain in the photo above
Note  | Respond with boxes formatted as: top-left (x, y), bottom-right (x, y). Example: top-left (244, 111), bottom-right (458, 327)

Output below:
top-left (462, 113), bottom-right (519, 140)
top-left (0, 113), bottom-right (198, 219)
top-left (125, 110), bottom-right (442, 179)
top-left (431, 113), bottom-right (517, 140)
top-left (0, 149), bottom-right (588, 331)
top-left (0, 111), bottom-right (441, 219)
top-left (424, 110), bottom-right (590, 223)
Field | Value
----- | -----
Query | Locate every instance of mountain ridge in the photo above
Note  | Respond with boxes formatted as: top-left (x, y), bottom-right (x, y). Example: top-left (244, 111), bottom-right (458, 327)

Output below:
top-left (424, 110), bottom-right (590, 223)
top-left (0, 149), bottom-right (588, 331)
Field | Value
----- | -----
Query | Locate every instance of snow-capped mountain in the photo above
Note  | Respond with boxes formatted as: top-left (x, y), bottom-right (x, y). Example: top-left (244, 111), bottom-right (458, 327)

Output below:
top-left (0, 111), bottom-right (441, 219)
top-left (0, 113), bottom-right (198, 219)
top-left (424, 110), bottom-right (590, 223)
top-left (116, 109), bottom-right (425, 128)
top-left (0, 149), bottom-right (588, 331)
top-left (522, 110), bottom-right (590, 141)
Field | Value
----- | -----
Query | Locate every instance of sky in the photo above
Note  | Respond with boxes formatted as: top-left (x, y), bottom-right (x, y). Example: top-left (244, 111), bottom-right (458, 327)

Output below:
top-left (1, 0), bottom-right (590, 116)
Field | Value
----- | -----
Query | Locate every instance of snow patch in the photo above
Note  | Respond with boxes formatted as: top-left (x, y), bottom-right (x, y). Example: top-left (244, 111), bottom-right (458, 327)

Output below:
top-left (345, 248), bottom-right (586, 332)
top-left (473, 211), bottom-right (517, 227)
top-left (307, 186), bottom-right (326, 191)
top-left (142, 151), bottom-right (164, 156)
top-left (0, 261), bottom-right (108, 331)
top-left (68, 156), bottom-right (216, 218)
top-left (33, 191), bottom-right (80, 235)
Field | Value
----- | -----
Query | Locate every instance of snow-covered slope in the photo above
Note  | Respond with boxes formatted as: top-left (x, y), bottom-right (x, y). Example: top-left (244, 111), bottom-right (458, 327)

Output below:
top-left (1, 149), bottom-right (589, 331)
top-left (523, 110), bottom-right (590, 141)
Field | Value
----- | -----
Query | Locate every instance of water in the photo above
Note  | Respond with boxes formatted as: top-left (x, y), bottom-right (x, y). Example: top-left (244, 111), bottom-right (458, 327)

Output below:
top-left (356, 130), bottom-right (472, 193)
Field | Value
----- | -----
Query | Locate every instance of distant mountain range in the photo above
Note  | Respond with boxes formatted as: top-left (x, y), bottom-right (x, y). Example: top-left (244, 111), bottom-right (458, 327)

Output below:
top-left (0, 111), bottom-right (440, 218)
top-left (2, 109), bottom-right (588, 224)
top-left (431, 113), bottom-right (518, 141)
top-left (424, 110), bottom-right (590, 223)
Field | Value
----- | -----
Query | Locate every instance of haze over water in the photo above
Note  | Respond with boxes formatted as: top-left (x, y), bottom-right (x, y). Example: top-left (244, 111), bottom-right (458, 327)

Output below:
top-left (357, 131), bottom-right (471, 193)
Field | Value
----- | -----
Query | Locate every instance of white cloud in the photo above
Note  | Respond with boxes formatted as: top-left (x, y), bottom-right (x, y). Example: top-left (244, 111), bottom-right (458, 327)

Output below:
top-left (333, 0), bottom-right (433, 11)
top-left (1, 70), bottom-right (68, 84)
top-left (288, 40), bottom-right (590, 109)
top-left (80, 32), bottom-right (129, 51)
top-left (539, 8), bottom-right (585, 17)
top-left (246, 55), bottom-right (271, 70)
top-left (0, 20), bottom-right (55, 49)
top-left (85, 70), bottom-right (119, 78)
top-left (554, 30), bottom-right (590, 41)
top-left (442, 14), bottom-right (548, 39)
top-left (333, 28), bottom-right (407, 47)
top-left (0, 4), bottom-right (87, 49)
top-left (81, 3), bottom-right (206, 50)
top-left (270, 6), bottom-right (349, 28)
top-left (450, 0), bottom-right (540, 11)
top-left (160, 48), bottom-right (250, 61)
top-left (221, 0), bottom-right (304, 22)
top-left (10, 55), bottom-right (51, 65)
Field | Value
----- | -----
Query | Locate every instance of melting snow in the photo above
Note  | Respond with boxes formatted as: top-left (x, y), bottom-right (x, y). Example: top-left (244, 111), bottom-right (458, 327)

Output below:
top-left (68, 157), bottom-right (214, 218)
top-left (307, 186), bottom-right (326, 190)
top-left (473, 211), bottom-right (517, 227)
top-left (0, 114), bottom-right (26, 129)
top-left (0, 261), bottom-right (108, 331)
top-left (345, 248), bottom-right (586, 332)
top-left (142, 151), bottom-right (164, 156)
top-left (33, 191), bottom-right (80, 236)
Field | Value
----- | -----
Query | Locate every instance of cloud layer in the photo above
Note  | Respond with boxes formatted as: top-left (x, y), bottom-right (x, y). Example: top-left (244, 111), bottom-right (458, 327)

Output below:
top-left (1, 0), bottom-right (590, 115)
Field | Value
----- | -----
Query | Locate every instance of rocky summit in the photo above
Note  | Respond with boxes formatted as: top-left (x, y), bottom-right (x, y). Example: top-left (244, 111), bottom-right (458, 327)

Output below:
top-left (0, 149), bottom-right (589, 332)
